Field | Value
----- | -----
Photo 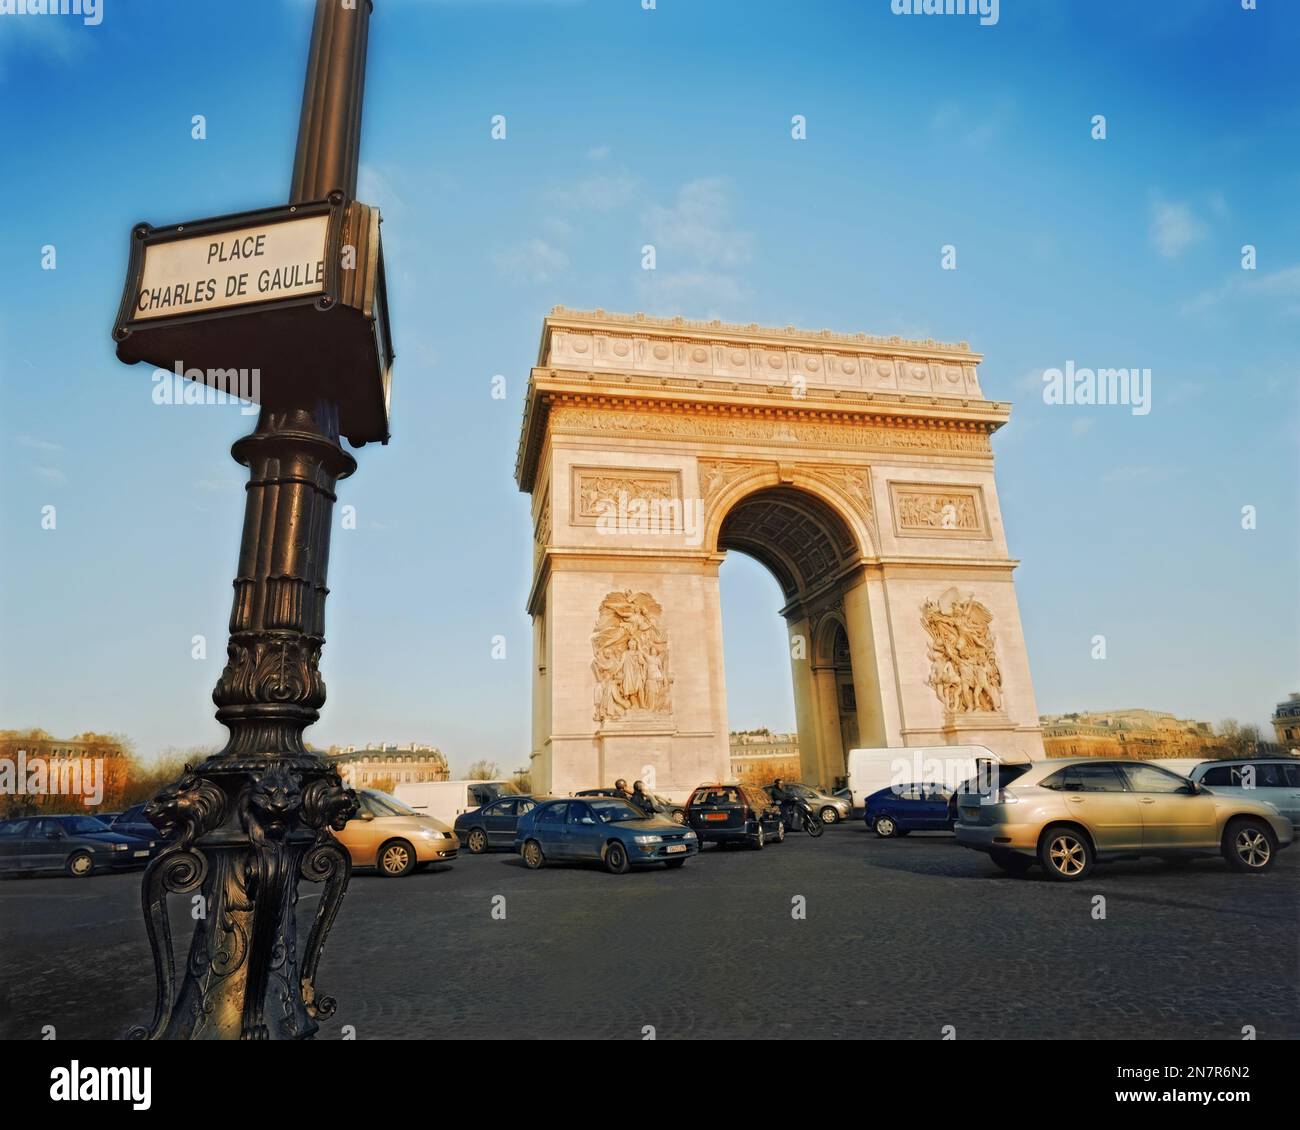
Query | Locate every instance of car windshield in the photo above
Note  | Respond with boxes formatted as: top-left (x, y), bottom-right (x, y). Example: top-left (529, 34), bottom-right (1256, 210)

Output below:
top-left (61, 816), bottom-right (112, 834)
top-left (360, 790), bottom-right (417, 817)
top-left (588, 799), bottom-right (645, 822)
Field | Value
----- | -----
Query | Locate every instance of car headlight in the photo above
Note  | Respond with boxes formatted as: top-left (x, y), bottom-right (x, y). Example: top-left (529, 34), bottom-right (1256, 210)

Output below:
top-left (421, 829), bottom-right (444, 839)
top-left (633, 835), bottom-right (663, 844)
top-left (683, 830), bottom-right (697, 839)
top-left (110, 842), bottom-right (129, 852)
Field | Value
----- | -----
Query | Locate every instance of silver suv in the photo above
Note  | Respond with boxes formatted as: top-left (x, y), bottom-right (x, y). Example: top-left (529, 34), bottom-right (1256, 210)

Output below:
top-left (1189, 758), bottom-right (1300, 829)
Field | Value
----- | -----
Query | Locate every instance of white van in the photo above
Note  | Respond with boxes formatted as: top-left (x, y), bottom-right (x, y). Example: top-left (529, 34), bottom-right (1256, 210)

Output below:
top-left (394, 780), bottom-right (511, 826)
top-left (845, 745), bottom-right (1028, 807)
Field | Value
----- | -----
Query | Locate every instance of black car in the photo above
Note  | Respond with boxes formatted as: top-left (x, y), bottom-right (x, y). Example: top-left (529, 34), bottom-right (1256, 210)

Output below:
top-left (684, 784), bottom-right (784, 849)
top-left (574, 787), bottom-right (685, 823)
top-left (0, 815), bottom-right (155, 877)
top-left (107, 803), bottom-right (166, 845)
top-left (454, 794), bottom-right (545, 854)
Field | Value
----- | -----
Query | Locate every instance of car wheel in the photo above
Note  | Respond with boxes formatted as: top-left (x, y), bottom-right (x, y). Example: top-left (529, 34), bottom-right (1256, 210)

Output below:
top-left (665, 859), bottom-right (686, 869)
top-left (466, 828), bottom-right (488, 855)
top-left (522, 839), bottom-right (545, 869)
top-left (66, 850), bottom-right (94, 878)
top-left (989, 850), bottom-right (1032, 877)
top-left (605, 840), bottom-right (630, 874)
top-left (378, 840), bottom-right (415, 877)
top-left (774, 819), bottom-right (786, 843)
top-left (751, 823), bottom-right (766, 850)
top-left (1223, 818), bottom-right (1276, 873)
top-left (819, 806), bottom-right (839, 825)
top-left (671, 810), bottom-right (686, 825)
top-left (1038, 825), bottom-right (1093, 882)
top-left (873, 815), bottom-right (898, 838)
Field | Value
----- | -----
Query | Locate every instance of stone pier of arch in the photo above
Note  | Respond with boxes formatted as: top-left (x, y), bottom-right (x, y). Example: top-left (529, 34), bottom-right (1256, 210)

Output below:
top-left (516, 307), bottom-right (1045, 798)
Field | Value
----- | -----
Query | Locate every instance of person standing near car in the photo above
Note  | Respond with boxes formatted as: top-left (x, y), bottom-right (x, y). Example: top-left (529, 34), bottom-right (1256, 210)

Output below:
top-left (630, 780), bottom-right (656, 814)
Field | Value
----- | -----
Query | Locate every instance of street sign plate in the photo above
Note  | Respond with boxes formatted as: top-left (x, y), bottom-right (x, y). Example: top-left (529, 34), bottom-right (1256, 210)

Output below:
top-left (113, 197), bottom-right (394, 446)
top-left (132, 212), bottom-right (330, 321)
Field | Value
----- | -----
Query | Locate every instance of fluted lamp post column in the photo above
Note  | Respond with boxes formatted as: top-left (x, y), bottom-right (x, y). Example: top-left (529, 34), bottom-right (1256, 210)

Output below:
top-left (123, 0), bottom-right (387, 1040)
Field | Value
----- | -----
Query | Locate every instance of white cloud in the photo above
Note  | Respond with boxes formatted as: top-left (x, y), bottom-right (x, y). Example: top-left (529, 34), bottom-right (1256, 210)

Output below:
top-left (18, 435), bottom-right (63, 452)
top-left (493, 238), bottom-right (569, 284)
top-left (547, 169), bottom-right (640, 213)
top-left (929, 97), bottom-right (1015, 150)
top-left (643, 177), bottom-right (753, 270)
top-left (1181, 263), bottom-right (1300, 318)
top-left (1150, 199), bottom-right (1207, 259)
top-left (635, 269), bottom-right (752, 319)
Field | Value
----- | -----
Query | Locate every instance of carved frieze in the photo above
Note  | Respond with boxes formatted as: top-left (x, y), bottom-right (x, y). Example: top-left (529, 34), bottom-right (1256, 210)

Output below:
top-left (698, 459), bottom-right (762, 504)
top-left (891, 482), bottom-right (986, 537)
top-left (921, 588), bottom-right (1003, 714)
top-left (570, 467), bottom-right (681, 526)
top-left (549, 404), bottom-right (992, 456)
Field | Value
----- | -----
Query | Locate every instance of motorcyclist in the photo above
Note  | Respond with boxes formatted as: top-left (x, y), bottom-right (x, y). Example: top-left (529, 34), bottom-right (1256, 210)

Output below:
top-left (771, 777), bottom-right (797, 828)
top-left (630, 780), bottom-right (656, 815)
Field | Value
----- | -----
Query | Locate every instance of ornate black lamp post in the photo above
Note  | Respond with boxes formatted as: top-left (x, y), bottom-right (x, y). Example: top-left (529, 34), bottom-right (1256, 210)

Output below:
top-left (113, 0), bottom-right (391, 1040)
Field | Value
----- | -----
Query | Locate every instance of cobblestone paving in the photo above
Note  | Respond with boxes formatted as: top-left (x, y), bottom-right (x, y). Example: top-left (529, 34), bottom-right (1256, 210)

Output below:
top-left (2, 825), bottom-right (1296, 1040)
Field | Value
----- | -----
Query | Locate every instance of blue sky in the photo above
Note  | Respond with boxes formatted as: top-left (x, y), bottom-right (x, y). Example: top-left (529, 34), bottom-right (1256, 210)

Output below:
top-left (1, 0), bottom-right (1296, 772)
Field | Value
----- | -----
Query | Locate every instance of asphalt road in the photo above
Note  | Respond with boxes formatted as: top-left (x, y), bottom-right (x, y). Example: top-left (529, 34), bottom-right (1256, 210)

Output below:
top-left (2, 823), bottom-right (1297, 1040)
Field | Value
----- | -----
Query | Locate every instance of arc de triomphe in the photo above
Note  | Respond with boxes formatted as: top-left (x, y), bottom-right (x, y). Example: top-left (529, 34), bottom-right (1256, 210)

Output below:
top-left (516, 307), bottom-right (1044, 797)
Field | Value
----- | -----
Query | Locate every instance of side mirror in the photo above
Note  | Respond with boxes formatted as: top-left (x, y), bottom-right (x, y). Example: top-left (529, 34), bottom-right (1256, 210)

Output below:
top-left (359, 811), bottom-right (375, 821)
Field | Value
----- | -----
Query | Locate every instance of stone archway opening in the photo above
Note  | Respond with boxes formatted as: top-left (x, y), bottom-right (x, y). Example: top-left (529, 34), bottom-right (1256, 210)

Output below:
top-left (716, 484), bottom-right (869, 790)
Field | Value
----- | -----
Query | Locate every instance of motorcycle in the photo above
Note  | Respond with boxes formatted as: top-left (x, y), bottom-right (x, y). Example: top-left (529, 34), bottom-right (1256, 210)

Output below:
top-left (780, 796), bottom-right (824, 838)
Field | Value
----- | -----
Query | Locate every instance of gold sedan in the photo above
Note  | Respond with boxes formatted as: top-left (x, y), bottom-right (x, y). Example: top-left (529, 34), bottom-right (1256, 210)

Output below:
top-left (954, 758), bottom-right (1293, 881)
top-left (331, 788), bottom-right (459, 877)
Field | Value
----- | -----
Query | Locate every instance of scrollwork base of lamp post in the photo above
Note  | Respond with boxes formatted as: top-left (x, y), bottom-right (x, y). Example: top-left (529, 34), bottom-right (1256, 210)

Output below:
top-left (130, 404), bottom-right (359, 1041)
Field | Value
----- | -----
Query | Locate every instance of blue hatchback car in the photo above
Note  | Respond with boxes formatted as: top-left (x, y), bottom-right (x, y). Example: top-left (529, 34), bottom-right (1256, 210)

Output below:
top-left (515, 797), bottom-right (698, 874)
top-left (864, 783), bottom-right (954, 838)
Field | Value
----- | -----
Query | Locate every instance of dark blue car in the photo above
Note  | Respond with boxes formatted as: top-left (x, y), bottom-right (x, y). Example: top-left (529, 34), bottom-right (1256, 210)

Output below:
top-left (864, 782), bottom-right (954, 838)
top-left (515, 797), bottom-right (698, 874)
top-left (0, 815), bottom-right (155, 877)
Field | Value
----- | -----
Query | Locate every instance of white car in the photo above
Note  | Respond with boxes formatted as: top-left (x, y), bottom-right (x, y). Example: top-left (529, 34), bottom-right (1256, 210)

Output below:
top-left (1189, 759), bottom-right (1300, 829)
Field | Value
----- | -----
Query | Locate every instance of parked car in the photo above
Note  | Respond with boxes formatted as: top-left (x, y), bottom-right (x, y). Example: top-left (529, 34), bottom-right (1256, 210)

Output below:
top-left (108, 803), bottom-right (168, 847)
top-left (331, 788), bottom-right (459, 877)
top-left (575, 788), bottom-right (686, 824)
top-left (764, 781), bottom-right (851, 824)
top-left (864, 782), bottom-right (954, 837)
top-left (514, 797), bottom-right (698, 873)
top-left (0, 815), bottom-right (154, 877)
top-left (455, 794), bottom-right (545, 854)
top-left (1189, 759), bottom-right (1300, 829)
top-left (685, 784), bottom-right (784, 849)
top-left (954, 758), bottom-right (1293, 881)
top-left (394, 779), bottom-right (513, 826)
